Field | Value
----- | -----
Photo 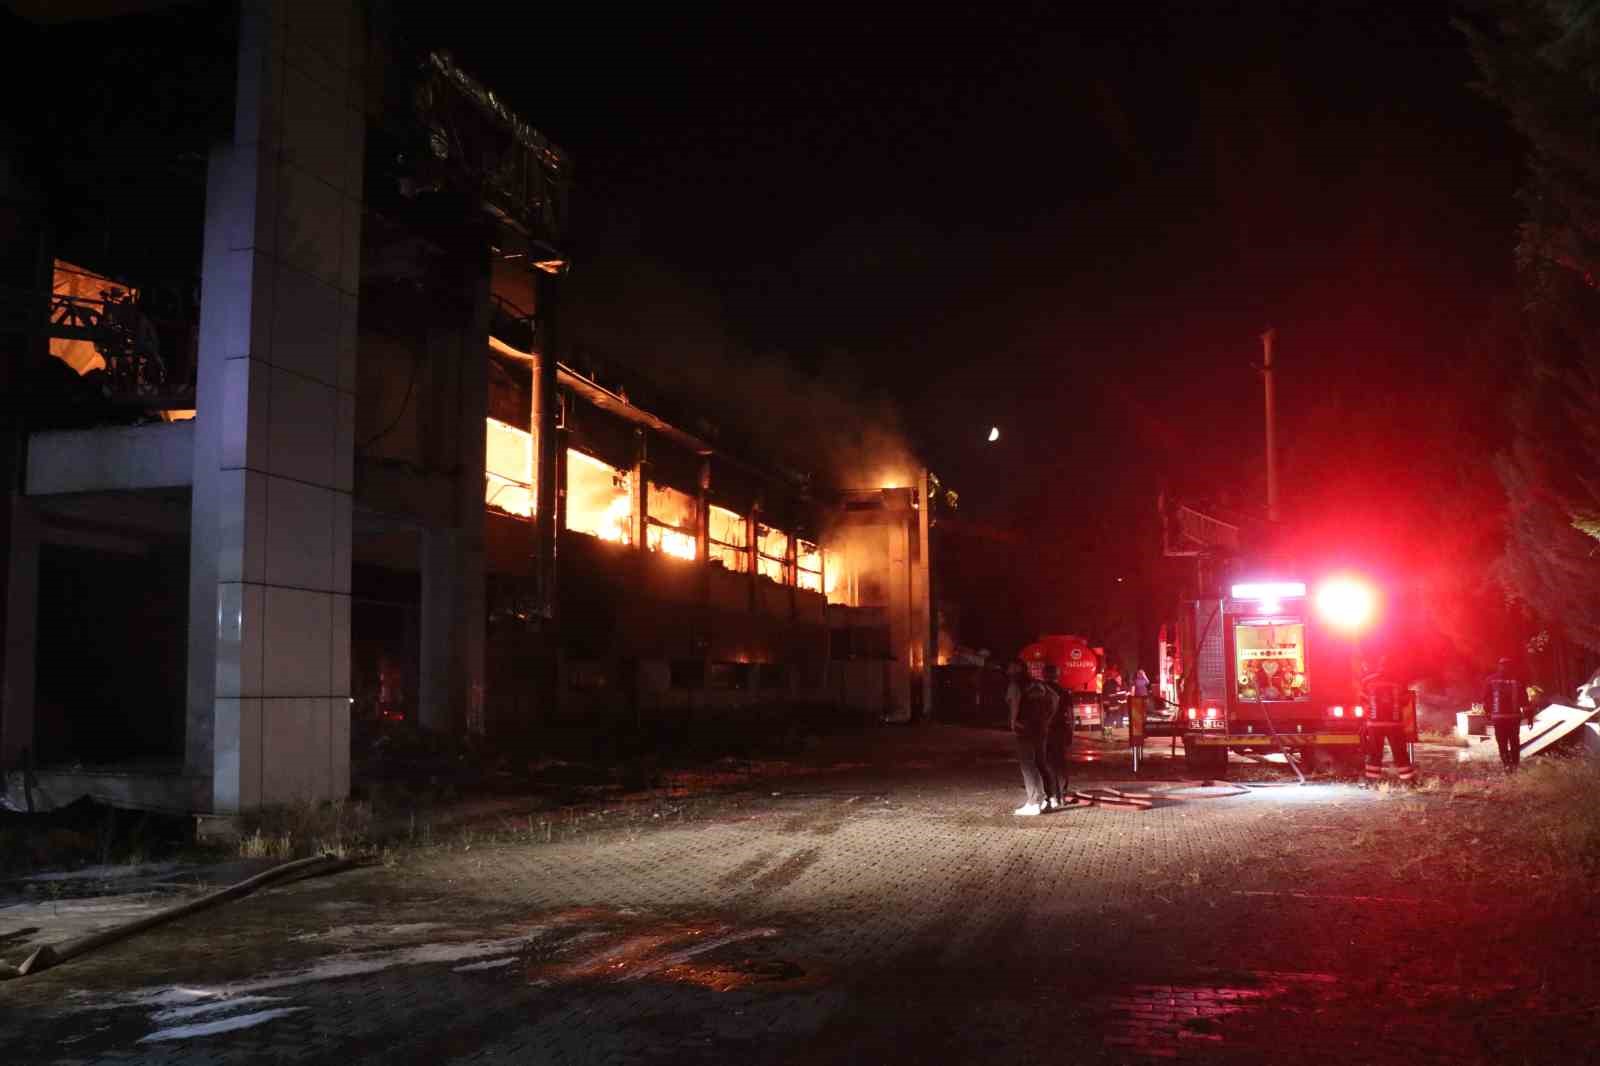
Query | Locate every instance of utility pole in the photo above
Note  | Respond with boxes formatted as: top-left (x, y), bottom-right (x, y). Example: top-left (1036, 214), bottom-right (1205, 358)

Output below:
top-left (1261, 327), bottom-right (1279, 523)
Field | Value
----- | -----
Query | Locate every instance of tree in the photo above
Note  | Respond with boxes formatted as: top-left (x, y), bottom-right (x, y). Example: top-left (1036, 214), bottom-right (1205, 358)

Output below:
top-left (1463, 2), bottom-right (1600, 657)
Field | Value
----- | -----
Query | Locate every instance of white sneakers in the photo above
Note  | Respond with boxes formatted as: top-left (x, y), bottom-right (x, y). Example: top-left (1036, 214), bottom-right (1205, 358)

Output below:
top-left (1013, 803), bottom-right (1042, 816)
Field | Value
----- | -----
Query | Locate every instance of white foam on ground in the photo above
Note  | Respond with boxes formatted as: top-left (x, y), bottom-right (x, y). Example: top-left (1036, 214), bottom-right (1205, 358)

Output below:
top-left (138, 1006), bottom-right (306, 1043)
top-left (93, 927), bottom-right (555, 1013)
top-left (453, 957), bottom-right (517, 973)
top-left (149, 994), bottom-right (288, 1023)
top-left (291, 921), bottom-right (446, 942)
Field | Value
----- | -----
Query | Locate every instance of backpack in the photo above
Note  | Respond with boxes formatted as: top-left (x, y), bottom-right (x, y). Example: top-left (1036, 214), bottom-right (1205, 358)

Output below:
top-left (1019, 681), bottom-right (1056, 736)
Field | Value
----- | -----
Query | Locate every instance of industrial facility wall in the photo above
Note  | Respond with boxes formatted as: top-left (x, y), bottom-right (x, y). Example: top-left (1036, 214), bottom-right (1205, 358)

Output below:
top-left (481, 520), bottom-right (883, 728)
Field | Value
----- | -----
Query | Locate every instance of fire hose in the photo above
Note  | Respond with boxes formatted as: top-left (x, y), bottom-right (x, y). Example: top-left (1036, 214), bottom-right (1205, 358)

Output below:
top-left (1253, 688), bottom-right (1307, 785)
top-left (5, 853), bottom-right (356, 980)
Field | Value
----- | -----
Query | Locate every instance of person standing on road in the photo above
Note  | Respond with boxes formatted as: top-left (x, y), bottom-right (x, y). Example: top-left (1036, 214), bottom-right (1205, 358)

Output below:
top-left (1130, 668), bottom-right (1151, 744)
top-left (1484, 657), bottom-right (1531, 773)
top-left (1100, 664), bottom-right (1125, 732)
top-left (1040, 664), bottom-right (1072, 809)
top-left (1007, 661), bottom-right (1054, 816)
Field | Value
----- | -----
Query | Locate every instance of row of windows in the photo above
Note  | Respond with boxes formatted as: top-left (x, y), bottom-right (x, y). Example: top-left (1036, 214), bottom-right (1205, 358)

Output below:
top-left (485, 418), bottom-right (837, 596)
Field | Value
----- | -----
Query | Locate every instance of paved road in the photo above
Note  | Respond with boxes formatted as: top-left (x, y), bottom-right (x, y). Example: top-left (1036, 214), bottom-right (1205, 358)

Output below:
top-left (1, 729), bottom-right (1592, 1063)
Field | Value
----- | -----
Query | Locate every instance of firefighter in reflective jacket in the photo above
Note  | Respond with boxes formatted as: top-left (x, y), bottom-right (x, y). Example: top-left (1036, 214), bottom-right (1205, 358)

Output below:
top-left (1484, 657), bottom-right (1530, 773)
top-left (1361, 658), bottom-right (1415, 787)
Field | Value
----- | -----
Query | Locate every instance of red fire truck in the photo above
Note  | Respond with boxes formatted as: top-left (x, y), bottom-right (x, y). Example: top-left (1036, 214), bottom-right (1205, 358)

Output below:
top-left (1149, 576), bottom-right (1416, 777)
top-left (1019, 634), bottom-right (1105, 728)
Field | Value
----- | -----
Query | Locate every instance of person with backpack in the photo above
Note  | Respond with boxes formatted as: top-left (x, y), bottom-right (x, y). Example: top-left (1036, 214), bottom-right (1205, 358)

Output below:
top-left (1007, 661), bottom-right (1056, 816)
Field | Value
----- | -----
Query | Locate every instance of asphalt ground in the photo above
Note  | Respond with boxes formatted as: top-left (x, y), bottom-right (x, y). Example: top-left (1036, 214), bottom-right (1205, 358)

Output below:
top-left (1, 726), bottom-right (1595, 1064)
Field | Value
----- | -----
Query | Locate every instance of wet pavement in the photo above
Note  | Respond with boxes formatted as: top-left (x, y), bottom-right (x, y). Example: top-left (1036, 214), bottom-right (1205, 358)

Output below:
top-left (1, 726), bottom-right (1595, 1063)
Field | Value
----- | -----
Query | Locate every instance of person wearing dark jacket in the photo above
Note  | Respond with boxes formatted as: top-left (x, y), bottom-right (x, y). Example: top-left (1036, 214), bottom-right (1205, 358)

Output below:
top-left (1007, 662), bottom-right (1055, 815)
top-left (1360, 657), bottom-right (1415, 788)
top-left (1484, 657), bottom-right (1531, 773)
top-left (1040, 664), bottom-right (1072, 809)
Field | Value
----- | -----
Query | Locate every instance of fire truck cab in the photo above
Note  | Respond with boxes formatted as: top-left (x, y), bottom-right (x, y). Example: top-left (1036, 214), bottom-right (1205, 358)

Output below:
top-left (1176, 579), bottom-right (1395, 777)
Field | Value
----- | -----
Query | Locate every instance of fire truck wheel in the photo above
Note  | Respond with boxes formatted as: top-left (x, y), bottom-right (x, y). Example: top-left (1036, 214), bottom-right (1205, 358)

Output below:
top-left (1184, 738), bottom-right (1228, 779)
top-left (1332, 747), bottom-right (1365, 778)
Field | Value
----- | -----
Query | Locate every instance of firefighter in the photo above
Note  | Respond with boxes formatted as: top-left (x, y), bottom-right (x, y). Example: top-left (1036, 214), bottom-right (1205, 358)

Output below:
top-left (1040, 664), bottom-right (1072, 809)
top-left (1484, 657), bottom-right (1530, 773)
top-left (1360, 656), bottom-right (1415, 788)
top-left (1007, 661), bottom-right (1054, 816)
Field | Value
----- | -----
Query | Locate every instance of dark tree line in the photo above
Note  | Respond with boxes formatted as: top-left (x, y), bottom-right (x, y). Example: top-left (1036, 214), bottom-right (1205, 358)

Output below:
top-left (1462, 1), bottom-right (1600, 675)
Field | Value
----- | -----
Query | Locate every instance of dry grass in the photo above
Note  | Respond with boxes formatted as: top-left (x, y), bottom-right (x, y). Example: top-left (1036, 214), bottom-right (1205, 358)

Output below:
top-left (236, 799), bottom-right (375, 861)
top-left (1508, 756), bottom-right (1600, 878)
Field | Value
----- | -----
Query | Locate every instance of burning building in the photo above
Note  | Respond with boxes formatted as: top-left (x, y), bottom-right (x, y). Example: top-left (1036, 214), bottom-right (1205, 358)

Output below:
top-left (0, 1), bottom-right (932, 818)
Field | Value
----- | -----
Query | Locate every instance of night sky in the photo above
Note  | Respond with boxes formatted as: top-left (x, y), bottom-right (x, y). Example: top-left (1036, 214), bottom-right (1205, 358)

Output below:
top-left (413, 1), bottom-right (1525, 658)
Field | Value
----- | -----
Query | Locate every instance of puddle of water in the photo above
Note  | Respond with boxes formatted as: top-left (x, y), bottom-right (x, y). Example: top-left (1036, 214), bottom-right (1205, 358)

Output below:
top-left (656, 956), bottom-right (817, 993)
top-left (1097, 971), bottom-right (1336, 1057)
top-left (150, 995), bottom-right (288, 1024)
top-left (139, 1006), bottom-right (306, 1043)
top-left (291, 921), bottom-right (447, 943)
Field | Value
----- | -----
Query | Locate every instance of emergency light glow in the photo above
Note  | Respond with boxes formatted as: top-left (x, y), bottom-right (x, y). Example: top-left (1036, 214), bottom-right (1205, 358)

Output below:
top-left (1316, 577), bottom-right (1376, 631)
top-left (1187, 707), bottom-right (1197, 720)
top-left (1231, 581), bottom-right (1307, 602)
top-left (1331, 706), bottom-right (1344, 718)
top-left (1354, 706), bottom-right (1364, 718)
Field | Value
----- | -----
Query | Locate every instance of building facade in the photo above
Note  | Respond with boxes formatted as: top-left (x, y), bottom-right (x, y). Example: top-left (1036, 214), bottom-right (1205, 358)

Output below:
top-left (0, 0), bottom-right (931, 817)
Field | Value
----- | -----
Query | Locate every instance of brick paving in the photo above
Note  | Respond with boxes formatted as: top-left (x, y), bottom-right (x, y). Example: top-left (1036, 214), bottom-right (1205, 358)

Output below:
top-left (1, 727), bottom-right (1595, 1064)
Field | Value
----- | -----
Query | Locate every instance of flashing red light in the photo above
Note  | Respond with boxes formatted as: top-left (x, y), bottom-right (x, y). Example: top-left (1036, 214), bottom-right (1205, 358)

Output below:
top-left (1204, 707), bottom-right (1218, 720)
top-left (1354, 706), bottom-right (1365, 718)
top-left (1315, 577), bottom-right (1376, 632)
top-left (1187, 707), bottom-right (1198, 720)
top-left (1331, 706), bottom-right (1344, 718)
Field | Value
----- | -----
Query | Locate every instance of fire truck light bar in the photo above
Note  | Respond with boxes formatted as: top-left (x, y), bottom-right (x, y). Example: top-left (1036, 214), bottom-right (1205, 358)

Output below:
top-left (1231, 581), bottom-right (1306, 601)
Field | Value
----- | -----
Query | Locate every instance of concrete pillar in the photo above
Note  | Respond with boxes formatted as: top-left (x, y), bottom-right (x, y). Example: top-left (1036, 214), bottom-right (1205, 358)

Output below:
top-left (917, 469), bottom-right (934, 720)
top-left (188, 0), bottom-right (364, 812)
top-left (419, 269), bottom-right (490, 736)
top-left (631, 429), bottom-right (648, 551)
top-left (747, 504), bottom-right (760, 606)
top-left (1, 164), bottom-right (46, 771)
top-left (885, 515), bottom-right (912, 723)
top-left (0, 500), bottom-right (40, 768)
top-left (420, 528), bottom-right (484, 734)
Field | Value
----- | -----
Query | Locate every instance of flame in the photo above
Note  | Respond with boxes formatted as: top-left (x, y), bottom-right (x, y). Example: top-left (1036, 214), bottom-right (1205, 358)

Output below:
top-left (567, 449), bottom-right (633, 543)
top-left (649, 525), bottom-right (697, 560)
top-left (797, 540), bottom-right (822, 592)
top-left (597, 493), bottom-right (632, 544)
top-left (485, 418), bottom-right (535, 517)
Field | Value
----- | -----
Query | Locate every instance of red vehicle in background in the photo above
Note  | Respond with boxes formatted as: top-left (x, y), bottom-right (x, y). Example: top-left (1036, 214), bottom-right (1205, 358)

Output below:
top-left (1019, 634), bottom-right (1105, 728)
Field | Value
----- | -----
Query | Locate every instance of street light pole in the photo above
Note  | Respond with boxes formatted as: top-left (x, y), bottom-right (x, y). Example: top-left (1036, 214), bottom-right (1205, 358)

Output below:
top-left (1261, 327), bottom-right (1279, 523)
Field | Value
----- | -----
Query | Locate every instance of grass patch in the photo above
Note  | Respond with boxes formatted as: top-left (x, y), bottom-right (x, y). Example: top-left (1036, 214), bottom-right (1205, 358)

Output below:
top-left (236, 799), bottom-right (375, 861)
top-left (1506, 756), bottom-right (1600, 878)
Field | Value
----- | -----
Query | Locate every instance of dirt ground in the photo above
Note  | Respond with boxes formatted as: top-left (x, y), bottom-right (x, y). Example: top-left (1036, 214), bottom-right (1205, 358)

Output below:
top-left (2, 725), bottom-right (1597, 1064)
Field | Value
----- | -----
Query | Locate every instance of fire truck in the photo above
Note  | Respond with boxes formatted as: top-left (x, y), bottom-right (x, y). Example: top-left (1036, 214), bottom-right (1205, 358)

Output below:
top-left (1019, 634), bottom-right (1105, 728)
top-left (1145, 576), bottom-right (1416, 777)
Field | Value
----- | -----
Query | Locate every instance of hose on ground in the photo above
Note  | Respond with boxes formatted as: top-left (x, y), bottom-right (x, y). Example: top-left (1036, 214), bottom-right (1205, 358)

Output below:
top-left (7, 852), bottom-right (356, 980)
